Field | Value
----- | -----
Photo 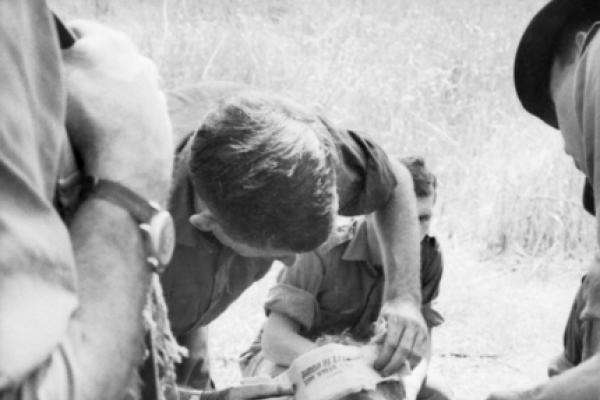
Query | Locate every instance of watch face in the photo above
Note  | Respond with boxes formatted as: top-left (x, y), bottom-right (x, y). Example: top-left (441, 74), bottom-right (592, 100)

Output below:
top-left (148, 210), bottom-right (176, 268)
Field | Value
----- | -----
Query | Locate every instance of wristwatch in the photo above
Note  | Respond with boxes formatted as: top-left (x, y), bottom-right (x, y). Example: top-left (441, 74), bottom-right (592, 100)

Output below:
top-left (86, 177), bottom-right (175, 273)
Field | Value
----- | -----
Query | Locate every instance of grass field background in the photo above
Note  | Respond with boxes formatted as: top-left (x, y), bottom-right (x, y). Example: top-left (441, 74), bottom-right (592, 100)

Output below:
top-left (50, 0), bottom-right (598, 399)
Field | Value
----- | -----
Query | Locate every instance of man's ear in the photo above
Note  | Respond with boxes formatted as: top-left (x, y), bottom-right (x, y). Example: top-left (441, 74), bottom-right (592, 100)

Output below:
top-left (189, 210), bottom-right (216, 232)
top-left (575, 30), bottom-right (588, 55)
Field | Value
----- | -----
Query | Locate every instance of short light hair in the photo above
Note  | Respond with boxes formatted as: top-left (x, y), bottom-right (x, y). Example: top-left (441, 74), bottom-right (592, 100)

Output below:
top-left (189, 91), bottom-right (337, 252)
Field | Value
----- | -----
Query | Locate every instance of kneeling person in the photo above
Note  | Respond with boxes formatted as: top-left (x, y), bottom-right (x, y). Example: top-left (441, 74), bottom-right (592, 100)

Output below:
top-left (240, 157), bottom-right (448, 400)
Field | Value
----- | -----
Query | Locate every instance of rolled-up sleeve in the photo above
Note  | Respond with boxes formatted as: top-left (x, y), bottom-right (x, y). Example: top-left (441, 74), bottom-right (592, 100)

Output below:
top-left (326, 125), bottom-right (397, 216)
top-left (264, 252), bottom-right (325, 331)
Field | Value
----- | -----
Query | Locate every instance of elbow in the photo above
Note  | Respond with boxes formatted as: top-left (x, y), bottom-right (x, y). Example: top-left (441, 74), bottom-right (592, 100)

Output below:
top-left (0, 277), bottom-right (77, 384)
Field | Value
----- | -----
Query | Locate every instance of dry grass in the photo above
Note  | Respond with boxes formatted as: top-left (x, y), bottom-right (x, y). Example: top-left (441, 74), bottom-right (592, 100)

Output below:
top-left (51, 0), bottom-right (596, 256)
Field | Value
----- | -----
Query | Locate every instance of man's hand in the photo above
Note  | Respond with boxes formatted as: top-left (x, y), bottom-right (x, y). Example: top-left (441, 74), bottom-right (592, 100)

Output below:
top-left (178, 384), bottom-right (294, 400)
top-left (374, 300), bottom-right (428, 376)
top-left (63, 20), bottom-right (172, 202)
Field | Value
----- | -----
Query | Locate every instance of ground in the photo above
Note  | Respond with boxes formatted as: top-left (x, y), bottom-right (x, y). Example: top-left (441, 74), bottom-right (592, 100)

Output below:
top-left (208, 247), bottom-right (589, 400)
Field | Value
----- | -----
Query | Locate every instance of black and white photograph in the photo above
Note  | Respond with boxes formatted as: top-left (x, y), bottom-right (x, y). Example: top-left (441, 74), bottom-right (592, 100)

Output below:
top-left (0, 1), bottom-right (599, 400)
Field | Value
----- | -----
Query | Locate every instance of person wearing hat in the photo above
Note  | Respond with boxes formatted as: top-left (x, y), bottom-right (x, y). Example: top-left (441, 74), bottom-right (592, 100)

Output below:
top-left (488, 1), bottom-right (600, 399)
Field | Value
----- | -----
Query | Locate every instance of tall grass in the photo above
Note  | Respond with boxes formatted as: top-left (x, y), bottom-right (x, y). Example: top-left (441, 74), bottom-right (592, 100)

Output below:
top-left (52, 0), bottom-right (596, 258)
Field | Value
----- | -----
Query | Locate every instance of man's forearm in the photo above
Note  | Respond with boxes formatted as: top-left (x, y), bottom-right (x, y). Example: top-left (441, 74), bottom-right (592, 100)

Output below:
top-left (516, 354), bottom-right (600, 400)
top-left (181, 326), bottom-right (209, 362)
top-left (373, 160), bottom-right (421, 304)
top-left (68, 197), bottom-right (152, 399)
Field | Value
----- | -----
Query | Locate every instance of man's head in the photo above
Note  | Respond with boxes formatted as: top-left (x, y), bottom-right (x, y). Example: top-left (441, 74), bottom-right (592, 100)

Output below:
top-left (400, 157), bottom-right (437, 241)
top-left (514, 0), bottom-right (600, 128)
top-left (188, 91), bottom-right (337, 258)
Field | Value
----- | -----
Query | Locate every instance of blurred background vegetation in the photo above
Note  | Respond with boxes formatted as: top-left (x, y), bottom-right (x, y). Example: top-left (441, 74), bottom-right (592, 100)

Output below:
top-left (51, 0), bottom-right (595, 257)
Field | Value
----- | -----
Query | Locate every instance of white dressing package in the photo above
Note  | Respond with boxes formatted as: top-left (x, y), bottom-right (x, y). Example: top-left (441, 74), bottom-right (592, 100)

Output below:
top-left (246, 344), bottom-right (399, 400)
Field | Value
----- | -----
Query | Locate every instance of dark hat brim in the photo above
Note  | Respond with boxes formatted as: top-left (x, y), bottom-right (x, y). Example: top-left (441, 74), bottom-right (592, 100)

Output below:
top-left (514, 0), bottom-right (597, 129)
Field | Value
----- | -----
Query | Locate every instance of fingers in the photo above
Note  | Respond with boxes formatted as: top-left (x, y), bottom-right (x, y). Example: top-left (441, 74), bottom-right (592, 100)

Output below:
top-left (400, 322), bottom-right (427, 363)
top-left (413, 327), bottom-right (428, 356)
top-left (381, 326), bottom-right (417, 376)
top-left (398, 324), bottom-right (417, 355)
top-left (380, 331), bottom-right (417, 376)
top-left (373, 320), bottom-right (403, 371)
top-left (373, 305), bottom-right (429, 375)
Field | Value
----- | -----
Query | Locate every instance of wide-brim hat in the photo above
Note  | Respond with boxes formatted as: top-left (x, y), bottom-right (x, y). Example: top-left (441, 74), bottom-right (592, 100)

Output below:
top-left (514, 0), bottom-right (600, 129)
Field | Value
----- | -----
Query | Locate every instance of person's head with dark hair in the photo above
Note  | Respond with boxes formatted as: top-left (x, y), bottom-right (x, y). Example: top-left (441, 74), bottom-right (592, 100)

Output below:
top-left (187, 91), bottom-right (337, 258)
top-left (400, 156), bottom-right (437, 241)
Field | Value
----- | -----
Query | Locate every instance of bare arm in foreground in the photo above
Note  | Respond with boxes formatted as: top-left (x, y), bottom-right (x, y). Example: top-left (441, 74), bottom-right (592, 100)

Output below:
top-left (60, 20), bottom-right (174, 399)
top-left (0, 19), bottom-right (173, 399)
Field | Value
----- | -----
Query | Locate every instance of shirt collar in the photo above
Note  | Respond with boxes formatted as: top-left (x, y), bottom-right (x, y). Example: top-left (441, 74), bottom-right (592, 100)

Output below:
top-left (341, 217), bottom-right (381, 266)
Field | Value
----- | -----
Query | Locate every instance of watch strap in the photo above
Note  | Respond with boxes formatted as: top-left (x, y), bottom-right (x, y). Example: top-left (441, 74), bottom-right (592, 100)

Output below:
top-left (88, 178), bottom-right (157, 223)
